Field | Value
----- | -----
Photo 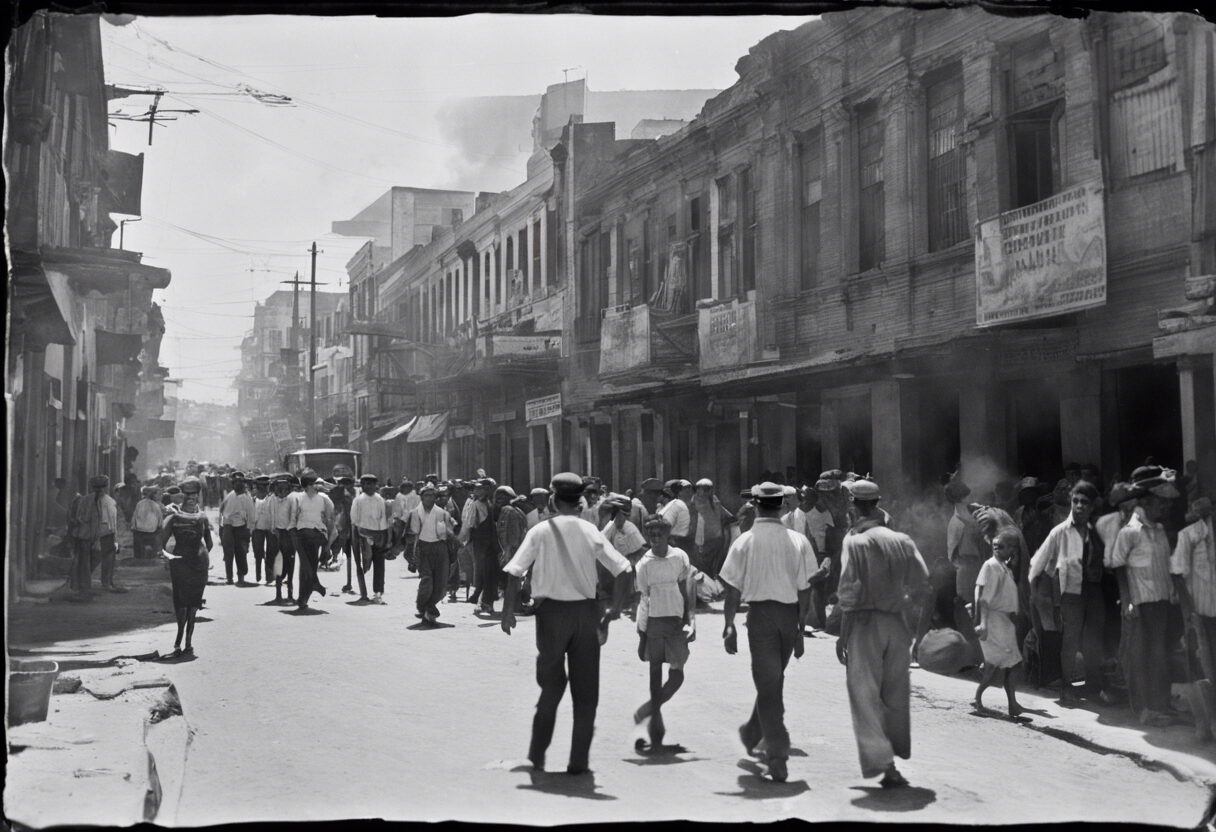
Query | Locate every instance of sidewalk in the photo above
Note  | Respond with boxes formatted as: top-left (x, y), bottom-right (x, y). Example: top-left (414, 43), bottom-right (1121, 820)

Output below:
top-left (6, 556), bottom-right (193, 827)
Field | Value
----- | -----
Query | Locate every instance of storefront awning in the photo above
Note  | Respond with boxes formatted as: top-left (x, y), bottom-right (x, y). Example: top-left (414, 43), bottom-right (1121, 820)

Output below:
top-left (406, 411), bottom-right (449, 444)
top-left (373, 415), bottom-right (418, 444)
top-left (9, 252), bottom-right (79, 346)
top-left (42, 246), bottom-right (171, 294)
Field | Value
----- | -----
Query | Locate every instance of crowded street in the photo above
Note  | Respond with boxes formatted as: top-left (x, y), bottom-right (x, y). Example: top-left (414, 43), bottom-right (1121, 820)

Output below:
top-left (10, 6), bottom-right (1216, 828)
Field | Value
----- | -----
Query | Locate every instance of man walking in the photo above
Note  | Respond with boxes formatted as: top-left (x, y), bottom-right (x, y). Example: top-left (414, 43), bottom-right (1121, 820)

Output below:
top-left (836, 478), bottom-right (930, 789)
top-left (271, 474), bottom-right (297, 602)
top-left (287, 470), bottom-right (334, 610)
top-left (132, 485), bottom-right (164, 560)
top-left (501, 473), bottom-right (633, 775)
top-left (219, 472), bottom-right (256, 585)
top-left (495, 486), bottom-right (529, 614)
top-left (67, 474), bottom-right (123, 599)
top-left (351, 473), bottom-right (392, 604)
top-left (463, 479), bottom-right (499, 613)
top-left (718, 482), bottom-right (822, 783)
top-left (251, 475), bottom-right (276, 583)
top-left (661, 479), bottom-right (693, 553)
top-left (405, 484), bottom-right (454, 624)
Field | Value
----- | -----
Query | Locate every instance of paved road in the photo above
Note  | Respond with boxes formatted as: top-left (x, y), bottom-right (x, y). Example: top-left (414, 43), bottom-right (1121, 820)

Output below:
top-left (148, 543), bottom-right (1212, 826)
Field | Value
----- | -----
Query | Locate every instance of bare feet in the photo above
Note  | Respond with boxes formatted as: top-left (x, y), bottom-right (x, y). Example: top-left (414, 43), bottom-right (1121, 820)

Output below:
top-left (1008, 702), bottom-right (1025, 719)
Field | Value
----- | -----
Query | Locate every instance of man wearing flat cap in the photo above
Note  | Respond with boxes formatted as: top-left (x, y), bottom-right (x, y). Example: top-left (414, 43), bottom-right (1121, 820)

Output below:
top-left (719, 482), bottom-right (825, 783)
top-left (944, 473), bottom-right (986, 631)
top-left (460, 478), bottom-right (501, 614)
top-left (836, 478), bottom-right (929, 789)
top-left (270, 475), bottom-right (298, 602)
top-left (286, 469), bottom-right (335, 610)
top-left (404, 484), bottom-right (455, 624)
top-left (501, 472), bottom-right (634, 775)
top-left (636, 478), bottom-right (665, 521)
top-left (1109, 465), bottom-right (1180, 726)
top-left (67, 474), bottom-right (123, 599)
top-left (251, 475), bottom-right (276, 584)
top-left (351, 473), bottom-right (391, 604)
top-left (690, 478), bottom-right (734, 578)
top-left (526, 487), bottom-right (553, 529)
top-left (495, 486), bottom-right (529, 612)
top-left (132, 485), bottom-right (165, 561)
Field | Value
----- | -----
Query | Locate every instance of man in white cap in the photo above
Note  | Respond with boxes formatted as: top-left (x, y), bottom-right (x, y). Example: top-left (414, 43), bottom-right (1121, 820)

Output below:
top-left (1109, 465), bottom-right (1180, 726)
top-left (67, 474), bottom-right (122, 599)
top-left (501, 472), bottom-right (634, 775)
top-left (525, 487), bottom-right (553, 529)
top-left (406, 483), bottom-right (454, 624)
top-left (719, 482), bottom-right (823, 783)
top-left (837, 477), bottom-right (929, 789)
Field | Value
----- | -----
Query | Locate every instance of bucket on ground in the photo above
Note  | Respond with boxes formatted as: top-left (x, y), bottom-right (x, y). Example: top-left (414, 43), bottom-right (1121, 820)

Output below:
top-left (8, 659), bottom-right (60, 726)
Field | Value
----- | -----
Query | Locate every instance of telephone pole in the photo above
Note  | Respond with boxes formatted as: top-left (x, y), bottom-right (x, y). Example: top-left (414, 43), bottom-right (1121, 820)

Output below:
top-left (308, 242), bottom-right (320, 447)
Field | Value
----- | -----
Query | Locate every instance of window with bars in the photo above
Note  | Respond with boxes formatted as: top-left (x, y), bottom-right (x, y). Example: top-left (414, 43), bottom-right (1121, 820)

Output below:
top-left (1110, 15), bottom-right (1167, 91)
top-left (799, 131), bottom-right (823, 289)
top-left (717, 176), bottom-right (736, 297)
top-left (740, 167), bottom-right (757, 294)
top-left (927, 70), bottom-right (970, 251)
top-left (690, 195), bottom-right (710, 300)
top-left (532, 218), bottom-right (542, 291)
top-left (857, 104), bottom-right (885, 272)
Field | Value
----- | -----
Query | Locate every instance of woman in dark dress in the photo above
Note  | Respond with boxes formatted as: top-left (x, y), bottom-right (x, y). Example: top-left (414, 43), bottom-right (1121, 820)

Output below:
top-left (159, 488), bottom-right (213, 657)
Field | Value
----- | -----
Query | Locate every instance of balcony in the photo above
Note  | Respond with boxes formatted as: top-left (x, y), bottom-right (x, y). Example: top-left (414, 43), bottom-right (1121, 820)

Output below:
top-left (598, 302), bottom-right (698, 381)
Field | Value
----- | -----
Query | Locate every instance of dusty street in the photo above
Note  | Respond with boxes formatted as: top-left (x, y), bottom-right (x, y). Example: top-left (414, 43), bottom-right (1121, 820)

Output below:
top-left (109, 548), bottom-right (1212, 826)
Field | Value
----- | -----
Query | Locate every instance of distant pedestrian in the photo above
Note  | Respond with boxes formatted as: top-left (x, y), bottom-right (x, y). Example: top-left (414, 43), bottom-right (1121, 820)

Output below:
top-left (132, 485), bottom-right (163, 560)
top-left (525, 487), bottom-right (553, 529)
top-left (945, 474), bottom-right (985, 631)
top-left (495, 486), bottom-right (529, 614)
top-left (160, 486), bottom-right (213, 658)
top-left (719, 482), bottom-right (823, 783)
top-left (288, 470), bottom-right (334, 610)
top-left (660, 479), bottom-right (694, 553)
top-left (351, 474), bottom-right (392, 604)
top-left (836, 478), bottom-right (930, 789)
top-left (405, 484), bottom-right (454, 624)
top-left (331, 475), bottom-right (356, 584)
top-left (632, 514), bottom-right (696, 751)
top-left (463, 479), bottom-right (499, 614)
top-left (501, 472), bottom-right (633, 774)
top-left (66, 474), bottom-right (123, 599)
top-left (271, 474), bottom-right (297, 603)
top-left (218, 472), bottom-right (255, 584)
top-left (251, 475), bottom-right (275, 583)
top-left (973, 527), bottom-right (1026, 718)
top-left (1172, 496), bottom-right (1216, 715)
top-left (690, 478), bottom-right (734, 578)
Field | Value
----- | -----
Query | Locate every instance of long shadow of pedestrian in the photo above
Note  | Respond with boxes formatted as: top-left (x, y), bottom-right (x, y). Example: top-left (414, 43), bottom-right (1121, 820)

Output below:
top-left (194, 616), bottom-right (214, 623)
top-left (281, 607), bottom-right (327, 616)
top-left (406, 621), bottom-right (455, 630)
top-left (849, 785), bottom-right (937, 812)
top-left (259, 600), bottom-right (290, 607)
top-left (346, 599), bottom-right (374, 606)
top-left (712, 759), bottom-right (811, 799)
top-left (624, 743), bottom-right (704, 766)
top-left (516, 770), bottom-right (616, 801)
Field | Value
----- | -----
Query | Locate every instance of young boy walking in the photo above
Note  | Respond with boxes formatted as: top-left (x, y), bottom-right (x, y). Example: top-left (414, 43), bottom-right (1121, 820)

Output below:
top-left (973, 527), bottom-right (1026, 718)
top-left (632, 514), bottom-right (697, 751)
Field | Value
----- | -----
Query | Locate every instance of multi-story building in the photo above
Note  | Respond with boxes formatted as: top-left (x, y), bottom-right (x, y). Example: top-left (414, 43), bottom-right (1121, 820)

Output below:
top-left (6, 11), bottom-right (174, 596)
top-left (554, 8), bottom-right (1216, 506)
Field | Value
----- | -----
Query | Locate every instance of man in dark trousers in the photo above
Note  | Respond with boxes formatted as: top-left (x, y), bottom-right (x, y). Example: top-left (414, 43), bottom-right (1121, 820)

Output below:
top-left (270, 474), bottom-right (297, 603)
top-left (502, 472), bottom-right (633, 775)
top-left (405, 483), bottom-right (454, 624)
top-left (219, 471), bottom-right (256, 584)
top-left (719, 482), bottom-right (823, 783)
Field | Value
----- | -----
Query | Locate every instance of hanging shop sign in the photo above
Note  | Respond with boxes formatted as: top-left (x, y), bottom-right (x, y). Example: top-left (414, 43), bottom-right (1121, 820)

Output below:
top-left (525, 393), bottom-right (562, 424)
top-left (975, 179), bottom-right (1106, 328)
top-left (599, 305), bottom-right (650, 374)
top-left (490, 410), bottom-right (517, 423)
top-left (269, 418), bottom-right (293, 443)
top-left (699, 297), bottom-right (757, 372)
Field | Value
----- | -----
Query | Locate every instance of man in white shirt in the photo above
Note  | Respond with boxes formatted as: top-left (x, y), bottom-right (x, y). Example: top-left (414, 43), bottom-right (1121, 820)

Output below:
top-left (1174, 496), bottom-right (1216, 712)
top-left (132, 485), bottom-right (165, 561)
top-left (660, 479), bottom-right (693, 552)
top-left (219, 472), bottom-right (257, 585)
top-left (502, 472), bottom-right (633, 775)
top-left (719, 481), bottom-right (824, 784)
top-left (251, 475), bottom-right (277, 584)
top-left (68, 474), bottom-right (124, 598)
top-left (287, 470), bottom-right (335, 610)
top-left (406, 484), bottom-right (454, 624)
top-left (270, 474), bottom-right (297, 603)
top-left (351, 473), bottom-right (392, 604)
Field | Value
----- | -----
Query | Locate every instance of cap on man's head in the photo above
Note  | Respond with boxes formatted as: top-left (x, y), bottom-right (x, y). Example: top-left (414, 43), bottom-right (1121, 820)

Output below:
top-left (1108, 482), bottom-right (1134, 506)
top-left (642, 513), bottom-right (673, 532)
top-left (819, 469), bottom-right (846, 482)
top-left (166, 485), bottom-right (182, 495)
top-left (89, 474), bottom-right (111, 489)
top-left (418, 483), bottom-right (437, 495)
top-left (1015, 476), bottom-right (1041, 496)
top-left (1128, 464), bottom-right (1180, 499)
top-left (1064, 461), bottom-right (1082, 474)
top-left (230, 471), bottom-right (246, 481)
top-left (640, 478), bottom-right (664, 492)
top-left (360, 473), bottom-right (379, 484)
top-left (782, 485), bottom-right (797, 497)
top-left (336, 476), bottom-right (356, 486)
top-left (180, 477), bottom-right (203, 494)
top-left (495, 485), bottom-right (517, 500)
top-left (140, 485), bottom-right (158, 496)
top-left (695, 478), bottom-right (714, 489)
top-left (530, 487), bottom-right (550, 498)
top-left (751, 482), bottom-right (785, 500)
top-left (551, 472), bottom-right (586, 500)
top-left (847, 478), bottom-right (881, 501)
top-left (604, 493), bottom-right (631, 512)
top-left (379, 485), bottom-right (397, 499)
top-left (254, 475), bottom-right (271, 486)
top-left (299, 469), bottom-right (319, 485)
top-left (814, 477), bottom-right (840, 493)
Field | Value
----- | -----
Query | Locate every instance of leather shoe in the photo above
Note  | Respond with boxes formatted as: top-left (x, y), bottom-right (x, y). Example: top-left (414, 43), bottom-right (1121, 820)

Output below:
top-left (767, 757), bottom-right (788, 783)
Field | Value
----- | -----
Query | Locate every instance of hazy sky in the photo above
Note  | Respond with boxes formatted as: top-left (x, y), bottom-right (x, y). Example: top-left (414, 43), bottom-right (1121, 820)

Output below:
top-left (99, 13), bottom-right (817, 405)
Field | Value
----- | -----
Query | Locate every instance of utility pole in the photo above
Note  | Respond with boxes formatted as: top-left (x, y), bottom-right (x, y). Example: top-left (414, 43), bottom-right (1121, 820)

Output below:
top-left (308, 242), bottom-right (319, 447)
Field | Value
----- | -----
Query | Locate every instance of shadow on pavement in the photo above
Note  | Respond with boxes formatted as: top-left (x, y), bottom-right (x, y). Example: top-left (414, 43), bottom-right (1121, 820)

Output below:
top-left (280, 607), bottom-right (327, 616)
top-left (714, 761), bottom-right (811, 800)
top-left (624, 743), bottom-right (704, 766)
top-left (849, 785), bottom-right (937, 812)
top-left (346, 599), bottom-right (374, 606)
top-left (516, 771), bottom-right (617, 801)
top-left (194, 616), bottom-right (214, 623)
top-left (407, 621), bottom-right (455, 630)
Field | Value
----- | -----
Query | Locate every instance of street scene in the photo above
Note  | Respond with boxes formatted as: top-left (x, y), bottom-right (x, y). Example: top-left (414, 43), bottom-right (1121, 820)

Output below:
top-left (8, 5), bottom-right (1216, 828)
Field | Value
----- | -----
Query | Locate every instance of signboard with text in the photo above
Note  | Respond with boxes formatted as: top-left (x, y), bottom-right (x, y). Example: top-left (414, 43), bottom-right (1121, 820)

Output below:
top-left (699, 297), bottom-right (757, 372)
top-left (525, 394), bottom-right (562, 423)
top-left (975, 180), bottom-right (1107, 328)
top-left (269, 418), bottom-right (293, 443)
top-left (599, 305), bottom-right (650, 375)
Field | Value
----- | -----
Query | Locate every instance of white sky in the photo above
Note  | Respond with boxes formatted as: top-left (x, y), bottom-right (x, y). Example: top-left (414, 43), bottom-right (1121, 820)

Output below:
top-left (99, 13), bottom-right (816, 405)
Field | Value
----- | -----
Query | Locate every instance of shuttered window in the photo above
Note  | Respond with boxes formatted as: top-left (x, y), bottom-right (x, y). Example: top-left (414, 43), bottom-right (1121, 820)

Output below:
top-left (1110, 15), bottom-right (1168, 92)
top-left (857, 104), bottom-right (885, 272)
top-left (927, 70), bottom-right (969, 251)
top-left (740, 167), bottom-right (757, 294)
top-left (799, 130), bottom-right (823, 289)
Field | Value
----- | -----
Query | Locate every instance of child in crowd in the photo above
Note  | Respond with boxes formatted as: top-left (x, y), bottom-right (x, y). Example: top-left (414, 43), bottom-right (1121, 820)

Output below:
top-left (973, 526), bottom-right (1025, 718)
top-left (633, 514), bottom-right (697, 751)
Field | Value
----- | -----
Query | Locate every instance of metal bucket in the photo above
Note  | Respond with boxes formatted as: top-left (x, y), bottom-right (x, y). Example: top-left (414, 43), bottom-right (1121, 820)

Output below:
top-left (8, 659), bottom-right (60, 726)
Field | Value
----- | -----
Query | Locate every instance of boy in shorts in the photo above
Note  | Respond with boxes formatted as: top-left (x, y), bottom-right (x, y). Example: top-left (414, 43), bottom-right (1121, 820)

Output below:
top-left (633, 514), bottom-right (697, 751)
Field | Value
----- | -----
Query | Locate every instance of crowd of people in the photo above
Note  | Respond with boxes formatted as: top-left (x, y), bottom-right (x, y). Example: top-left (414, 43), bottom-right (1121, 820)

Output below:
top-left (52, 452), bottom-right (1216, 786)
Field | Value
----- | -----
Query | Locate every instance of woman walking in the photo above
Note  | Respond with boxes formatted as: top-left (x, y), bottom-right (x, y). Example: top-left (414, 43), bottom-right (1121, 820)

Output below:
top-left (159, 484), bottom-right (213, 658)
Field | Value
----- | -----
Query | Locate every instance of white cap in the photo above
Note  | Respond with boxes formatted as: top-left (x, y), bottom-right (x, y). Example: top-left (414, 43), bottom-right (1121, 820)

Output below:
top-left (782, 485), bottom-right (797, 496)
top-left (695, 478), bottom-right (713, 488)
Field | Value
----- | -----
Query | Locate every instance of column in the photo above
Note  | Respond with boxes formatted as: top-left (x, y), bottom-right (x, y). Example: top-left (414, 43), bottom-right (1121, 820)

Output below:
top-left (960, 372), bottom-right (1009, 473)
top-left (609, 409), bottom-right (621, 491)
top-left (1058, 369), bottom-right (1100, 472)
top-left (545, 421), bottom-right (558, 482)
top-left (871, 380), bottom-right (907, 498)
top-left (739, 409), bottom-right (751, 486)
top-left (821, 400), bottom-right (840, 470)
top-left (709, 182), bottom-right (720, 300)
top-left (607, 223), bottom-right (619, 308)
top-left (1180, 359), bottom-right (1199, 469)
top-left (538, 213), bottom-right (548, 292)
top-left (489, 241), bottom-right (499, 314)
